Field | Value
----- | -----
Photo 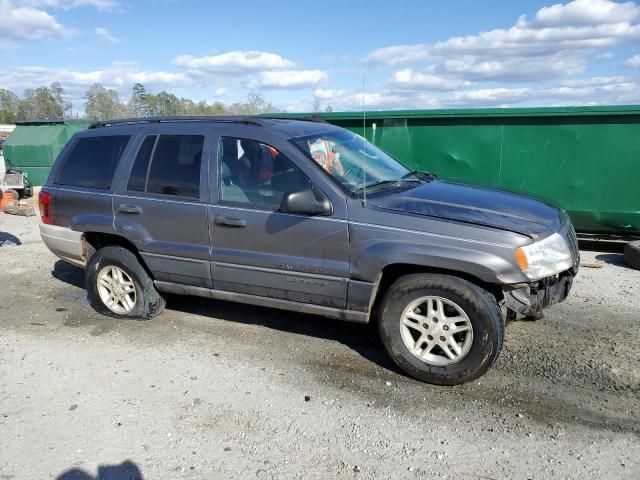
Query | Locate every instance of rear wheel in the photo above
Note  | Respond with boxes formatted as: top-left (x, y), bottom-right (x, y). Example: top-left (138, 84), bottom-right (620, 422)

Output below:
top-left (378, 274), bottom-right (503, 385)
top-left (86, 246), bottom-right (165, 320)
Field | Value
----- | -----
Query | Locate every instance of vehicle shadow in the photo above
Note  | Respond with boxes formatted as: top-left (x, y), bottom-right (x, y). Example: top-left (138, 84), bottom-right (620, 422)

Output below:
top-left (56, 460), bottom-right (143, 480)
top-left (594, 252), bottom-right (628, 266)
top-left (0, 231), bottom-right (21, 246)
top-left (578, 238), bottom-right (626, 253)
top-left (49, 260), bottom-right (402, 375)
top-left (52, 260), bottom-right (85, 289)
top-left (166, 293), bottom-right (403, 375)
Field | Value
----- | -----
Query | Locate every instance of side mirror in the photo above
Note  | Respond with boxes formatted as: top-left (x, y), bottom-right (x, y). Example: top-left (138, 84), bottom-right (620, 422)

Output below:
top-left (279, 186), bottom-right (333, 216)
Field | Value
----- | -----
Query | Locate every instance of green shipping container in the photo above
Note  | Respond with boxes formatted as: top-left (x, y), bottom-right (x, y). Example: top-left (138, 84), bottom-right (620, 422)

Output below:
top-left (281, 106), bottom-right (640, 235)
top-left (3, 120), bottom-right (91, 186)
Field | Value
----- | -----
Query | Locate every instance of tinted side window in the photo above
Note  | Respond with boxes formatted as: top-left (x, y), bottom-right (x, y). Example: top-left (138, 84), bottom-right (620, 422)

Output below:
top-left (56, 135), bottom-right (130, 189)
top-left (146, 135), bottom-right (203, 198)
top-left (127, 135), bottom-right (157, 192)
top-left (218, 136), bottom-right (310, 209)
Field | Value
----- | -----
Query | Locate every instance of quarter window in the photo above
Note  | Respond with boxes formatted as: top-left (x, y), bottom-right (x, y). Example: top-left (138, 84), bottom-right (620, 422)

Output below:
top-left (127, 134), bottom-right (203, 199)
top-left (56, 135), bottom-right (130, 189)
top-left (218, 137), bottom-right (310, 209)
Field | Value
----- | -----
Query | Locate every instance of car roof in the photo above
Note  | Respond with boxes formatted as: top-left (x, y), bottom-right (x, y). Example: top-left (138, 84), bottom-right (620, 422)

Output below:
top-left (85, 115), bottom-right (341, 139)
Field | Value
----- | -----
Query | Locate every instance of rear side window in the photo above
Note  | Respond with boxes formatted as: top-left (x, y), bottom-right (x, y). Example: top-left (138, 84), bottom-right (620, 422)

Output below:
top-left (56, 135), bottom-right (130, 189)
top-left (127, 134), bottom-right (203, 199)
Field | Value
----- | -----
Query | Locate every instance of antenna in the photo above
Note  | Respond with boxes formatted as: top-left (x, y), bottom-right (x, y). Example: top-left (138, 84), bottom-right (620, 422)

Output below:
top-left (361, 69), bottom-right (367, 206)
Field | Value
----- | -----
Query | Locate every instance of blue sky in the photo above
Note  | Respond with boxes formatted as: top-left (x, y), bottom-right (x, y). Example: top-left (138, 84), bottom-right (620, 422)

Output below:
top-left (2, 0), bottom-right (640, 113)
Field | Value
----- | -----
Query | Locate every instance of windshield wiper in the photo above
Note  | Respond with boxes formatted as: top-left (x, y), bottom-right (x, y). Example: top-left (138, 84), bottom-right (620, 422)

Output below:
top-left (402, 169), bottom-right (437, 181)
top-left (355, 178), bottom-right (420, 194)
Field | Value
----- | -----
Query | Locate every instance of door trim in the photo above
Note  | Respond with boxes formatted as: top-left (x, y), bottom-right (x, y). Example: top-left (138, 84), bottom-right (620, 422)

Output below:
top-left (214, 260), bottom-right (347, 280)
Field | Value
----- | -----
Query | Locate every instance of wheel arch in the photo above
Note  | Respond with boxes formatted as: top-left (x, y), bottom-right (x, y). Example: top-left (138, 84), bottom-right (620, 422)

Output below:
top-left (82, 231), bottom-right (154, 278)
top-left (368, 263), bottom-right (504, 322)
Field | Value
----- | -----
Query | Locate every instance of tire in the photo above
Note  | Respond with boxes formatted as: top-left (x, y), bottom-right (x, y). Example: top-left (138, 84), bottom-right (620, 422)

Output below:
top-left (86, 246), bottom-right (165, 320)
top-left (624, 240), bottom-right (640, 270)
top-left (378, 274), bottom-right (504, 386)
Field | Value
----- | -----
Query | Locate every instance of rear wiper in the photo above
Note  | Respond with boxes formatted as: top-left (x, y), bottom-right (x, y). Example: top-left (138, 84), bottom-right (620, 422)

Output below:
top-left (355, 178), bottom-right (420, 193)
top-left (402, 169), bottom-right (437, 181)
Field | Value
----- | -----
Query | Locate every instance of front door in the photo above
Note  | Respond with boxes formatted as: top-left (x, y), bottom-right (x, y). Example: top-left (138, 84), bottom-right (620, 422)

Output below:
top-left (209, 132), bottom-right (349, 308)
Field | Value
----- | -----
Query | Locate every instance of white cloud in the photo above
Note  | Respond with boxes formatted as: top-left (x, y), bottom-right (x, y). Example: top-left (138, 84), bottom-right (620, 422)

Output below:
top-left (0, 62), bottom-right (190, 101)
top-left (254, 70), bottom-right (328, 89)
top-left (449, 87), bottom-right (533, 105)
top-left (364, 44), bottom-right (430, 66)
top-left (390, 69), bottom-right (472, 90)
top-left (353, 92), bottom-right (440, 110)
top-left (432, 2), bottom-right (640, 58)
top-left (529, 0), bottom-right (640, 28)
top-left (625, 53), bottom-right (640, 67)
top-left (170, 50), bottom-right (328, 91)
top-left (447, 76), bottom-right (639, 107)
top-left (364, 0), bottom-right (640, 85)
top-left (289, 74), bottom-right (640, 112)
top-left (173, 50), bottom-right (294, 74)
top-left (313, 89), bottom-right (348, 100)
top-left (560, 75), bottom-right (629, 86)
top-left (437, 52), bottom-right (586, 81)
top-left (95, 27), bottom-right (118, 44)
top-left (0, 0), bottom-right (69, 45)
top-left (284, 91), bottom-right (442, 112)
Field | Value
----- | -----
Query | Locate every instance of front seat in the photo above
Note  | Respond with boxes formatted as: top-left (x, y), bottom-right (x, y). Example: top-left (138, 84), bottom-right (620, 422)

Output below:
top-left (219, 162), bottom-right (249, 203)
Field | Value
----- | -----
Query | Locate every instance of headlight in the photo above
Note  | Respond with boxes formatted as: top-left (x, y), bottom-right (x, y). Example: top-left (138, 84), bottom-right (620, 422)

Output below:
top-left (515, 233), bottom-right (573, 280)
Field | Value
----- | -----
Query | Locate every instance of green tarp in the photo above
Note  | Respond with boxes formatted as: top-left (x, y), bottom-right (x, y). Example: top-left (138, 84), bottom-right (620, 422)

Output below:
top-left (3, 121), bottom-right (91, 186)
top-left (277, 106), bottom-right (640, 235)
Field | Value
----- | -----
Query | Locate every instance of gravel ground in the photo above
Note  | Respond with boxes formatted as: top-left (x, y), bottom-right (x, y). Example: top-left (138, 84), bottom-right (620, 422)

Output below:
top-left (1, 212), bottom-right (639, 480)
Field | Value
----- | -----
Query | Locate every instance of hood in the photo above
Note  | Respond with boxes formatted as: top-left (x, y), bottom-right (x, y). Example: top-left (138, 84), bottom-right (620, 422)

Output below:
top-left (368, 180), bottom-right (562, 238)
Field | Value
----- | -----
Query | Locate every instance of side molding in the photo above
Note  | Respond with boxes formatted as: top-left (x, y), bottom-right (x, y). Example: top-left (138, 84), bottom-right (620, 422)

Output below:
top-left (155, 281), bottom-right (369, 323)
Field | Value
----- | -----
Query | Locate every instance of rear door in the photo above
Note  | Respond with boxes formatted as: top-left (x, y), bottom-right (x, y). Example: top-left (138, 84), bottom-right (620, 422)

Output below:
top-left (113, 124), bottom-right (212, 288)
top-left (208, 127), bottom-right (350, 308)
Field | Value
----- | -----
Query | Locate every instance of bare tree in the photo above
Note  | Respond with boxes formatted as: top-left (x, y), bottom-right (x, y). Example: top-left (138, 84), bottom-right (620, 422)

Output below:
top-left (0, 89), bottom-right (19, 123)
top-left (16, 83), bottom-right (72, 121)
top-left (84, 83), bottom-right (129, 120)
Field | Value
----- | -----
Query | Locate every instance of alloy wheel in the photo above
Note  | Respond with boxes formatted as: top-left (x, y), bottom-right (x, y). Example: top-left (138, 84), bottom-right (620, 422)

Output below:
top-left (96, 265), bottom-right (137, 315)
top-left (400, 296), bottom-right (473, 366)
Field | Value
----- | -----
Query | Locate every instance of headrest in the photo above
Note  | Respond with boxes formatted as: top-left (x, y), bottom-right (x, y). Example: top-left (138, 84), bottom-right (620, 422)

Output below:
top-left (273, 153), bottom-right (289, 173)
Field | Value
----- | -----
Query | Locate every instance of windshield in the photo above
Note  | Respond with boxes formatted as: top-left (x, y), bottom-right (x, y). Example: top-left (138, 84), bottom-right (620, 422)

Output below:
top-left (291, 129), bottom-right (411, 195)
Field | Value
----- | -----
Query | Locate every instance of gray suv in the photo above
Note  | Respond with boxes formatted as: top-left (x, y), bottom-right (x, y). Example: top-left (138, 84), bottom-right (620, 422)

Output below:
top-left (39, 116), bottom-right (579, 385)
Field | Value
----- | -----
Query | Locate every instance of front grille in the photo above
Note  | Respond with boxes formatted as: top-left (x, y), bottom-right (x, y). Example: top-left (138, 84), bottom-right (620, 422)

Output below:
top-left (564, 223), bottom-right (580, 267)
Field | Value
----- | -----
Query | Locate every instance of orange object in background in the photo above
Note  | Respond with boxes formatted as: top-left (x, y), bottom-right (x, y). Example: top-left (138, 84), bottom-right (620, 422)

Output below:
top-left (0, 189), bottom-right (19, 211)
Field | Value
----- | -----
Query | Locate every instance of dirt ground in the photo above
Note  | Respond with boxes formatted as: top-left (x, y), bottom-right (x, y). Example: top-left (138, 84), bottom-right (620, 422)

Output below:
top-left (1, 212), bottom-right (638, 480)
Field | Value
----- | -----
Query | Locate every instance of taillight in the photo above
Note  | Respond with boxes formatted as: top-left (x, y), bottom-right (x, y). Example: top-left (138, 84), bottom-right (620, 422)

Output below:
top-left (39, 191), bottom-right (52, 224)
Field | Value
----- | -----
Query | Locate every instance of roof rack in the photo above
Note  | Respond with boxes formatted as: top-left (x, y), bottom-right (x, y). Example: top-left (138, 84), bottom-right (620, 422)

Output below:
top-left (15, 120), bottom-right (91, 126)
top-left (88, 115), bottom-right (332, 129)
top-left (88, 116), bottom-right (268, 129)
top-left (259, 115), bottom-right (330, 124)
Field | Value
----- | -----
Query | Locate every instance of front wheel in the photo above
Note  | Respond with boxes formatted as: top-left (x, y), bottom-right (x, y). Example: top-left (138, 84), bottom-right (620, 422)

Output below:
top-left (86, 246), bottom-right (165, 320)
top-left (378, 274), bottom-right (504, 385)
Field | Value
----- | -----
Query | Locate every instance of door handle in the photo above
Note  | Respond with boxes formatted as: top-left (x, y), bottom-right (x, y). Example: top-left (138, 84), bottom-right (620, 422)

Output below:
top-left (119, 204), bottom-right (143, 214)
top-left (215, 215), bottom-right (247, 227)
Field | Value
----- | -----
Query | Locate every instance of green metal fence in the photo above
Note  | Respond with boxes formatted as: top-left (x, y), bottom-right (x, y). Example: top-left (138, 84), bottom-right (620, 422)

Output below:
top-left (4, 110), bottom-right (639, 235)
top-left (3, 121), bottom-right (91, 187)
top-left (282, 106), bottom-right (640, 235)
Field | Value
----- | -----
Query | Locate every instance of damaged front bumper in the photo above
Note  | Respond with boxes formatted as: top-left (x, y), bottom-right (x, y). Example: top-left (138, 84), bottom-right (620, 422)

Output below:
top-left (503, 268), bottom-right (577, 318)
